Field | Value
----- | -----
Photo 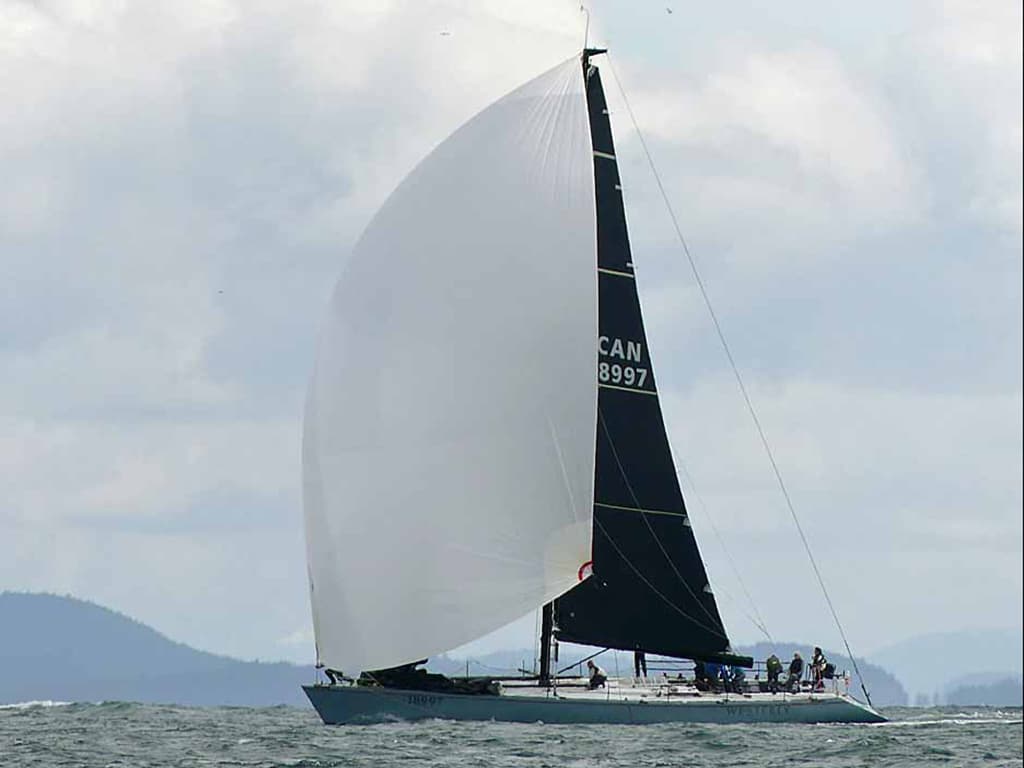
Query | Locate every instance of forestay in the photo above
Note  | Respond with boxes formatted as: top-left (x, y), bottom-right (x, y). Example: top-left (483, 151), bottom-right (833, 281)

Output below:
top-left (304, 57), bottom-right (598, 675)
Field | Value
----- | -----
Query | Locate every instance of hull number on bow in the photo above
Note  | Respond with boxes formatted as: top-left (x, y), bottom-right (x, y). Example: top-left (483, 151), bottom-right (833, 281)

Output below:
top-left (407, 694), bottom-right (441, 707)
top-left (599, 335), bottom-right (648, 389)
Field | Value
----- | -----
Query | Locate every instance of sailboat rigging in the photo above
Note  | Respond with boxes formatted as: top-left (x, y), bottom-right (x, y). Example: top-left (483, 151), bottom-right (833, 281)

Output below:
top-left (301, 49), bottom-right (884, 725)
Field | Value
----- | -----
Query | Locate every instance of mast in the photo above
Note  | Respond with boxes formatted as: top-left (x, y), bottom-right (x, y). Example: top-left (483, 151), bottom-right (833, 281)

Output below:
top-left (538, 603), bottom-right (554, 684)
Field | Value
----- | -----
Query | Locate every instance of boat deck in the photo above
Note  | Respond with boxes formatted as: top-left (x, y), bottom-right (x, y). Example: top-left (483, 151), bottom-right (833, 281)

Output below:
top-left (499, 676), bottom-right (853, 707)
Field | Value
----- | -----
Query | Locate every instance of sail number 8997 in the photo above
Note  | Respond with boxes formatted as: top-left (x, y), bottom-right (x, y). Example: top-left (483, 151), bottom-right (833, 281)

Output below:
top-left (599, 362), bottom-right (648, 388)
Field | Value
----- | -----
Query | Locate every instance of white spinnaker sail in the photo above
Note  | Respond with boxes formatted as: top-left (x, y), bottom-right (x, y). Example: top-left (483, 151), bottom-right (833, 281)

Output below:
top-left (303, 57), bottom-right (597, 674)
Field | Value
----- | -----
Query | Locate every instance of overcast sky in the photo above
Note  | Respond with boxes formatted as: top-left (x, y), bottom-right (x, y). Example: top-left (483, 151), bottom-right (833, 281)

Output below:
top-left (1, 0), bottom-right (1020, 665)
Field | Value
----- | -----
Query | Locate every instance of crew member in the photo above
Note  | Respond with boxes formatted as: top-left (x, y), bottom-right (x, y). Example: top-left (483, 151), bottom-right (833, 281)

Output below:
top-left (811, 647), bottom-right (827, 691)
top-left (786, 652), bottom-right (804, 692)
top-left (766, 654), bottom-right (783, 693)
top-left (634, 650), bottom-right (647, 678)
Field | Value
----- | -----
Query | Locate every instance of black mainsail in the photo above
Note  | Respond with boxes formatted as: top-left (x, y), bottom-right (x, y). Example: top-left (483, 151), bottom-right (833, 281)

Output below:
top-left (551, 52), bottom-right (748, 669)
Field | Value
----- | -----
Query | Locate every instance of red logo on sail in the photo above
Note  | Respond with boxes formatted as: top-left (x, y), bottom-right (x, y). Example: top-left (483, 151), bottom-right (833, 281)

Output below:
top-left (578, 560), bottom-right (594, 581)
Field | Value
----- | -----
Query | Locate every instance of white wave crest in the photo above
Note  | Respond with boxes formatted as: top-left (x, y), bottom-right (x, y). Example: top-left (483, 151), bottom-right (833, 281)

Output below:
top-left (873, 716), bottom-right (1023, 728)
top-left (0, 700), bottom-right (74, 710)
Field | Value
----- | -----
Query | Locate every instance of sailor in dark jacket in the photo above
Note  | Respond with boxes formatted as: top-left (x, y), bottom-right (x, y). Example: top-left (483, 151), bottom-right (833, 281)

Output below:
top-left (586, 660), bottom-right (608, 690)
top-left (693, 660), bottom-right (711, 691)
top-left (766, 654), bottom-right (783, 693)
top-left (786, 652), bottom-right (804, 692)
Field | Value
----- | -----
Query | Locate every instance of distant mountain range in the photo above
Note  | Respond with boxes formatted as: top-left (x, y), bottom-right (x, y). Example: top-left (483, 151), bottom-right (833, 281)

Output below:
top-left (0, 592), bottom-right (312, 706)
top-left (2, 592), bottom-right (1020, 708)
top-left (946, 676), bottom-right (1023, 707)
top-left (865, 628), bottom-right (1023, 702)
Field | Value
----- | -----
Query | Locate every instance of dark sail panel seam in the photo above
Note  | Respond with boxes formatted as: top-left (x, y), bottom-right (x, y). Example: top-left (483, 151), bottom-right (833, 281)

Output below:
top-left (594, 501), bottom-right (688, 518)
top-left (598, 268), bottom-right (634, 279)
top-left (598, 383), bottom-right (657, 396)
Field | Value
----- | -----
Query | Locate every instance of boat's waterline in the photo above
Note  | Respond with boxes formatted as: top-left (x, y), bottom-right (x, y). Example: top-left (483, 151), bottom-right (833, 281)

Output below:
top-left (303, 682), bottom-right (886, 725)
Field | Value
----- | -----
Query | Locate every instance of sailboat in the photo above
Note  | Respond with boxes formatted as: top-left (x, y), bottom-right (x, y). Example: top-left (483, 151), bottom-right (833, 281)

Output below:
top-left (301, 50), bottom-right (884, 725)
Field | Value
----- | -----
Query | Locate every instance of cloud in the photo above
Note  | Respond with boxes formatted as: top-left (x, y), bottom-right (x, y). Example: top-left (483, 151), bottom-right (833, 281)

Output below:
top-left (0, 0), bottom-right (1019, 662)
top-left (632, 45), bottom-right (918, 225)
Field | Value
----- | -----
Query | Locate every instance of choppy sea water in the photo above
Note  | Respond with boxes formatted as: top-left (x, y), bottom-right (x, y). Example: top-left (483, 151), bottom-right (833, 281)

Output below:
top-left (0, 701), bottom-right (1020, 767)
